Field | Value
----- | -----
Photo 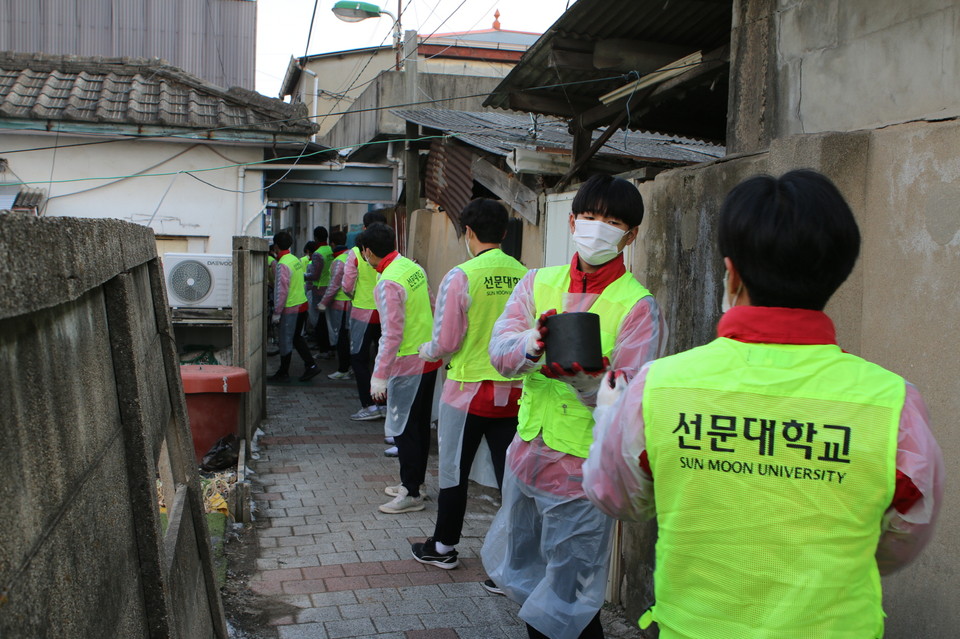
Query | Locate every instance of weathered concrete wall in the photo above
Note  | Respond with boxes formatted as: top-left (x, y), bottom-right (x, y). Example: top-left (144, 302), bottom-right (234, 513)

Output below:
top-left (624, 122), bottom-right (958, 636)
top-left (0, 216), bottom-right (226, 638)
top-left (322, 71), bottom-right (503, 153)
top-left (731, 0), bottom-right (960, 151)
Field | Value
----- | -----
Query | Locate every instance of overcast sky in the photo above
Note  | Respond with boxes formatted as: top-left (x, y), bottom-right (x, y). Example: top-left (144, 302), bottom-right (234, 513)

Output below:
top-left (255, 0), bottom-right (573, 96)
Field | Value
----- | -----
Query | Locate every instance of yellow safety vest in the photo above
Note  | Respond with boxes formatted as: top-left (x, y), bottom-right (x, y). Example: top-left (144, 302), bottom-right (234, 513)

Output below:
top-left (641, 337), bottom-right (902, 639)
top-left (332, 252), bottom-right (351, 302)
top-left (517, 265), bottom-right (651, 457)
top-left (379, 255), bottom-right (433, 357)
top-left (448, 249), bottom-right (528, 383)
top-left (351, 246), bottom-right (378, 310)
top-left (314, 244), bottom-right (333, 287)
top-left (278, 253), bottom-right (308, 308)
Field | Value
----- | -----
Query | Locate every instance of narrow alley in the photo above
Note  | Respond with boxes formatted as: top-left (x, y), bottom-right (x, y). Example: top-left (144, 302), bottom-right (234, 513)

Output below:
top-left (225, 355), bottom-right (643, 639)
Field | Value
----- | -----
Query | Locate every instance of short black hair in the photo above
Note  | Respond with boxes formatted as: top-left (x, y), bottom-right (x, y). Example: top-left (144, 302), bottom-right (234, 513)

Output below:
top-left (361, 222), bottom-right (395, 258)
top-left (304, 241), bottom-right (318, 254)
top-left (718, 169), bottom-right (860, 311)
top-left (572, 174), bottom-right (644, 228)
top-left (273, 231), bottom-right (292, 250)
top-left (460, 198), bottom-right (509, 243)
top-left (330, 230), bottom-right (346, 246)
top-left (313, 226), bottom-right (328, 242)
top-left (363, 211), bottom-right (387, 228)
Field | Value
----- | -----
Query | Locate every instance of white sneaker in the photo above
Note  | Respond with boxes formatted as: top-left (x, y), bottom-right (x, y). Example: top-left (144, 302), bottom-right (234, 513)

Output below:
top-left (327, 370), bottom-right (352, 380)
top-left (384, 446), bottom-right (399, 457)
top-left (378, 405), bottom-right (388, 417)
top-left (378, 493), bottom-right (425, 514)
top-left (385, 482), bottom-right (426, 497)
top-left (384, 436), bottom-right (395, 445)
top-left (350, 406), bottom-right (381, 421)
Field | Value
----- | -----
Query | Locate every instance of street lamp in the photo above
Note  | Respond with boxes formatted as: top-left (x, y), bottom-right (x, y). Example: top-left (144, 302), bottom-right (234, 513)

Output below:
top-left (331, 1), bottom-right (402, 70)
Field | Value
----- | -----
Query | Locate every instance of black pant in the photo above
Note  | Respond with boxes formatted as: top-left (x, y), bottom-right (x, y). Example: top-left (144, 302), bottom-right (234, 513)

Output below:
top-left (526, 612), bottom-right (603, 639)
top-left (394, 369), bottom-right (437, 498)
top-left (335, 311), bottom-right (351, 374)
top-left (433, 413), bottom-right (517, 545)
top-left (351, 321), bottom-right (381, 407)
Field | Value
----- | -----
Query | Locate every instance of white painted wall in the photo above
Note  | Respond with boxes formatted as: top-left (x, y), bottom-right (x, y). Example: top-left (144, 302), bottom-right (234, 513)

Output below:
top-left (0, 133), bottom-right (266, 254)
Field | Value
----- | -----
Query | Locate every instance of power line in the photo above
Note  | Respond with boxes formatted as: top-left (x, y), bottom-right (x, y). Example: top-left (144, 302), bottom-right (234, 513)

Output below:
top-left (13, 134), bottom-right (449, 188)
top-left (302, 0), bottom-right (321, 59)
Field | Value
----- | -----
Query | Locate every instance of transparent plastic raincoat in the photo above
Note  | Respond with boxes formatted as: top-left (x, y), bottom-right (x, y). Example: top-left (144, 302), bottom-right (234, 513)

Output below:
top-left (482, 254), bottom-right (667, 639)
top-left (419, 264), bottom-right (524, 489)
top-left (372, 256), bottom-right (440, 437)
top-left (320, 251), bottom-right (351, 346)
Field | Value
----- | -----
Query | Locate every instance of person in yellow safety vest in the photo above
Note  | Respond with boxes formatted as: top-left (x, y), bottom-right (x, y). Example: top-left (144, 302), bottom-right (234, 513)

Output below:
top-left (584, 170), bottom-right (945, 639)
top-left (269, 231), bottom-right (321, 382)
top-left (304, 225), bottom-right (335, 359)
top-left (318, 230), bottom-right (353, 380)
top-left (342, 211), bottom-right (389, 422)
top-left (483, 175), bottom-right (668, 639)
top-left (410, 199), bottom-right (528, 572)
top-left (357, 222), bottom-right (443, 514)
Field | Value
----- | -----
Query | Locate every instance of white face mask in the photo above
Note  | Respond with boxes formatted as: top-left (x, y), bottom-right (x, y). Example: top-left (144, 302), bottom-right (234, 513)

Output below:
top-left (464, 230), bottom-right (475, 259)
top-left (721, 269), bottom-right (743, 313)
top-left (573, 219), bottom-right (627, 266)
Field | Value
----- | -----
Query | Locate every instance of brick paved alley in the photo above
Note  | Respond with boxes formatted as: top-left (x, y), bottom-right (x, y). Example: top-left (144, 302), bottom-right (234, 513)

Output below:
top-left (232, 355), bottom-right (643, 639)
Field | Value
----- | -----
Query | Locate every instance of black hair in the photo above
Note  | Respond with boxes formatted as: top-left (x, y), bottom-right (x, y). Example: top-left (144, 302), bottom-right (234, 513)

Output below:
top-left (304, 241), bottom-right (318, 254)
top-left (571, 174), bottom-right (644, 228)
top-left (361, 222), bottom-right (395, 258)
top-left (273, 231), bottom-right (292, 250)
top-left (460, 198), bottom-right (509, 243)
top-left (313, 226), bottom-right (328, 242)
top-left (718, 169), bottom-right (861, 311)
top-left (330, 230), bottom-right (346, 246)
top-left (363, 211), bottom-right (387, 228)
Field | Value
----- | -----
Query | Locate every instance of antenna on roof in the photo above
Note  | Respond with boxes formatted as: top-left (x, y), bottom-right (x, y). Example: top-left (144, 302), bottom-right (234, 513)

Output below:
top-left (493, 10), bottom-right (501, 30)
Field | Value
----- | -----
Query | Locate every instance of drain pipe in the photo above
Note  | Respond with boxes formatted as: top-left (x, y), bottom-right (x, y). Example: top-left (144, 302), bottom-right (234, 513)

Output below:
top-left (386, 141), bottom-right (403, 203)
top-left (235, 166), bottom-right (246, 235)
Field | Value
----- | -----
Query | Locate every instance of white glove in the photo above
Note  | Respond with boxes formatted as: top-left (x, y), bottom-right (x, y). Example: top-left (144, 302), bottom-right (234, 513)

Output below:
top-left (316, 302), bottom-right (327, 311)
top-left (525, 329), bottom-right (543, 357)
top-left (370, 377), bottom-right (388, 403)
top-left (597, 370), bottom-right (629, 409)
top-left (418, 343), bottom-right (440, 362)
top-left (541, 357), bottom-right (610, 396)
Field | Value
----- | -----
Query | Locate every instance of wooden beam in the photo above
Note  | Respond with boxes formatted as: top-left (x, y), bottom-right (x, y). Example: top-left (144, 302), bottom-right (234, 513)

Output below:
top-left (554, 96), bottom-right (648, 192)
top-left (507, 91), bottom-right (593, 118)
top-left (472, 157), bottom-right (540, 225)
top-left (570, 116), bottom-right (594, 169)
top-left (548, 48), bottom-right (596, 71)
top-left (593, 39), bottom-right (695, 73)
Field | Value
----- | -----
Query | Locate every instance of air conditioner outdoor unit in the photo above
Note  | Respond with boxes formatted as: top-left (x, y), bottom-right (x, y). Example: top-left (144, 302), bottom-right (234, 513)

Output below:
top-left (163, 253), bottom-right (233, 309)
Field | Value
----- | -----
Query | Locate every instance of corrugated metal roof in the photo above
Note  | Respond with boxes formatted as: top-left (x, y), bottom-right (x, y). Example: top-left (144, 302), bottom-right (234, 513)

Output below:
top-left (483, 0), bottom-right (732, 140)
top-left (394, 108), bottom-right (725, 165)
top-left (0, 52), bottom-right (316, 137)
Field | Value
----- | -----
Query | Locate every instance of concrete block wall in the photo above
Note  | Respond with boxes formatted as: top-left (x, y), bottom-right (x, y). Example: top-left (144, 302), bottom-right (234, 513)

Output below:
top-left (232, 236), bottom-right (269, 444)
top-left (624, 122), bottom-right (958, 636)
top-left (0, 216), bottom-right (226, 638)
